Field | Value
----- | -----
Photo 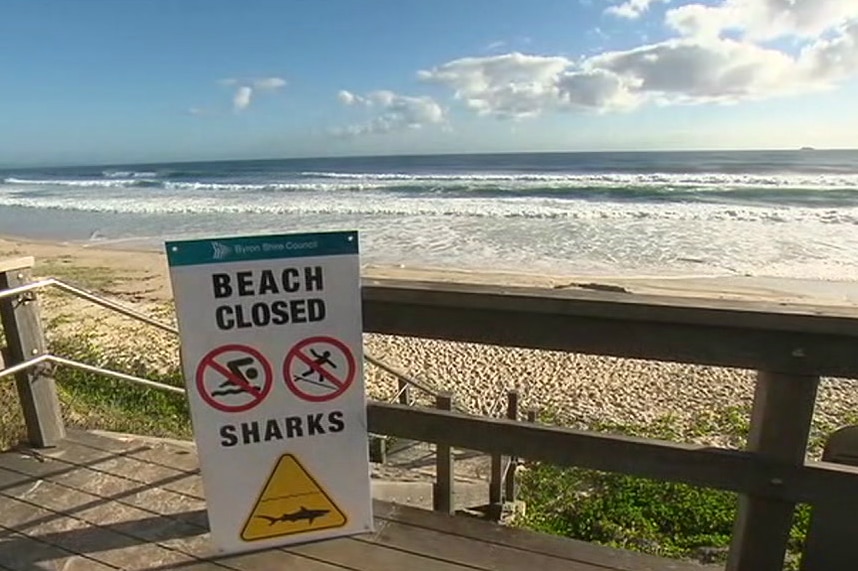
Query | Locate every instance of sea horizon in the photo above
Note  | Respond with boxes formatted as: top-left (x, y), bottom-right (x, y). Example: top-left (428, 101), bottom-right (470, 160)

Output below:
top-left (6, 147), bottom-right (858, 172)
top-left (2, 149), bottom-right (857, 283)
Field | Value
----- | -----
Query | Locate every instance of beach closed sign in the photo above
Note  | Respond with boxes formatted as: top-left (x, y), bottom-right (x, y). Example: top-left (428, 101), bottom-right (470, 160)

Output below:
top-left (165, 230), bottom-right (373, 555)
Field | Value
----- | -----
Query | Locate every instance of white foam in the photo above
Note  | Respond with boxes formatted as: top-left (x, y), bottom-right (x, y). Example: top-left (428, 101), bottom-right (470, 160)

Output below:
top-left (3, 177), bottom-right (147, 188)
top-left (1, 189), bottom-right (857, 224)
top-left (298, 171), bottom-right (858, 189)
top-left (6, 170), bottom-right (858, 191)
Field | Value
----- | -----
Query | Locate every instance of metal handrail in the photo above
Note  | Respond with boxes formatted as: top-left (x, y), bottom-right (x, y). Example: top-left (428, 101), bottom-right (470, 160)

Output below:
top-left (0, 277), bottom-right (178, 334)
top-left (0, 353), bottom-right (185, 395)
top-left (0, 354), bottom-right (51, 380)
top-left (1, 276), bottom-right (441, 402)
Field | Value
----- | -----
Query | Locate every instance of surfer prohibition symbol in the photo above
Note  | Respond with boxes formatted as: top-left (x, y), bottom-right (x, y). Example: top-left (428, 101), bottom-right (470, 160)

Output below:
top-left (196, 344), bottom-right (273, 413)
top-left (283, 336), bottom-right (356, 402)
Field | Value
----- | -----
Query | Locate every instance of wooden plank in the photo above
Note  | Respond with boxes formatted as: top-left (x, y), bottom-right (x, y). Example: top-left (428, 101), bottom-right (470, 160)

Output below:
top-left (30, 437), bottom-right (205, 499)
top-left (726, 371), bottom-right (819, 571)
top-left (0, 493), bottom-right (207, 570)
top-left (9, 434), bottom-right (706, 571)
top-left (0, 265), bottom-right (64, 447)
top-left (799, 426), bottom-right (858, 571)
top-left (0, 257), bottom-right (35, 274)
top-left (361, 279), bottom-right (858, 377)
top-left (366, 401), bottom-right (858, 505)
top-left (434, 393), bottom-right (454, 514)
top-left (214, 550), bottom-right (355, 571)
top-left (362, 278), bottom-right (858, 332)
top-left (357, 517), bottom-right (608, 571)
top-left (76, 430), bottom-right (202, 474)
top-left (0, 451), bottom-right (368, 571)
top-left (6, 442), bottom-right (508, 570)
top-left (0, 469), bottom-right (230, 569)
top-left (504, 391), bottom-right (519, 503)
top-left (0, 527), bottom-right (115, 571)
top-left (283, 533), bottom-right (476, 571)
top-left (372, 501), bottom-right (712, 571)
top-left (0, 455), bottom-right (204, 521)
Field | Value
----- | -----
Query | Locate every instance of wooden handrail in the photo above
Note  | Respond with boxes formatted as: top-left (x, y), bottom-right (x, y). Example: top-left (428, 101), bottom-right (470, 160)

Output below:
top-left (367, 401), bottom-right (858, 506)
top-left (361, 278), bottom-right (858, 377)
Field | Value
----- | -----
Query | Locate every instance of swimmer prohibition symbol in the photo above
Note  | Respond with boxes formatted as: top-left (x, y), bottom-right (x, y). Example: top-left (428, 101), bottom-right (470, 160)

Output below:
top-left (283, 336), bottom-right (356, 402)
top-left (196, 344), bottom-right (274, 412)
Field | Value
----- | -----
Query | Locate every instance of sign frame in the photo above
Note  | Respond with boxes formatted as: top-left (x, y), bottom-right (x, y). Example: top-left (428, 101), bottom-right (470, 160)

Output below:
top-left (165, 230), bottom-right (373, 555)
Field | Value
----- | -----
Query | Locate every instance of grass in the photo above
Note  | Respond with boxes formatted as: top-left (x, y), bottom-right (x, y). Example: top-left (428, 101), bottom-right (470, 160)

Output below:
top-left (512, 410), bottom-right (814, 569)
top-left (0, 332), bottom-right (191, 451)
top-left (36, 258), bottom-right (122, 290)
top-left (50, 334), bottom-right (192, 439)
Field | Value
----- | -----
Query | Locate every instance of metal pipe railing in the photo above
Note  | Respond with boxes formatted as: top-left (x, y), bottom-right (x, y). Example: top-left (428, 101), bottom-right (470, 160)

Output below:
top-left (1, 276), bottom-right (440, 404)
top-left (0, 354), bottom-right (51, 381)
top-left (0, 279), bottom-right (55, 301)
top-left (47, 355), bottom-right (186, 395)
top-left (0, 353), bottom-right (185, 395)
top-left (49, 279), bottom-right (179, 335)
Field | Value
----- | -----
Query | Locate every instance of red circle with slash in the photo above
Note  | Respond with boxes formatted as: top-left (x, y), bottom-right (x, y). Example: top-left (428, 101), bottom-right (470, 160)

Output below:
top-left (283, 336), bottom-right (356, 402)
top-left (195, 344), bottom-right (273, 412)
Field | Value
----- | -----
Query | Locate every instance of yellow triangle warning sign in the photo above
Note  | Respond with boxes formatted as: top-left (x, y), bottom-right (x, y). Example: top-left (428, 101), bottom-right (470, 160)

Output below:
top-left (240, 454), bottom-right (347, 542)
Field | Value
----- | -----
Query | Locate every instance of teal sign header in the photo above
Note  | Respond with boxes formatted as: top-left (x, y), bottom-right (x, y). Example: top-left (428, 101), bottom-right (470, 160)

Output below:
top-left (165, 230), bottom-right (359, 267)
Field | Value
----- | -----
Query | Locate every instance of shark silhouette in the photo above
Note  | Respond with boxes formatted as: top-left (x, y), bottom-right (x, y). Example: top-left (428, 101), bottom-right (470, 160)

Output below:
top-left (255, 506), bottom-right (330, 526)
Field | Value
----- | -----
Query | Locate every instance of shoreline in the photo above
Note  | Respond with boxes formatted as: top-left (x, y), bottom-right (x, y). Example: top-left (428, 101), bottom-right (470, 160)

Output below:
top-left (3, 233), bottom-right (858, 308)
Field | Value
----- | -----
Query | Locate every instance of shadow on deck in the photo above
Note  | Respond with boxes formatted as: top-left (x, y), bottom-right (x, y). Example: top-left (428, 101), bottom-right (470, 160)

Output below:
top-left (0, 429), bottom-right (712, 571)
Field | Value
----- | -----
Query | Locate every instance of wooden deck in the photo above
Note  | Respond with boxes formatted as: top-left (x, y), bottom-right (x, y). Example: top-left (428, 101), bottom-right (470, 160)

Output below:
top-left (0, 430), bottom-right (715, 571)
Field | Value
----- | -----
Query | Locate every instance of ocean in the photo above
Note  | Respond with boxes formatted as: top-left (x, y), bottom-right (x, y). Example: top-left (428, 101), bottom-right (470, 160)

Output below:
top-left (1, 150), bottom-right (857, 280)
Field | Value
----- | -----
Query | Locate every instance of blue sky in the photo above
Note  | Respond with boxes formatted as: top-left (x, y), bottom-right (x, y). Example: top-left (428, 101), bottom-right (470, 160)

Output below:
top-left (1, 0), bottom-right (857, 166)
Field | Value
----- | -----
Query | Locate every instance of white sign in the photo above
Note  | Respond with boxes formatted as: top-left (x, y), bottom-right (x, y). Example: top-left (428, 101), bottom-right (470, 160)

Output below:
top-left (165, 230), bottom-right (373, 554)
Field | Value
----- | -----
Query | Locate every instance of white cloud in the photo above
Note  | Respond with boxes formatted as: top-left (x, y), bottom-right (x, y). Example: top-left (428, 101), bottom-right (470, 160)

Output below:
top-left (605, 0), bottom-right (668, 19)
top-left (233, 86), bottom-right (253, 111)
top-left (338, 90), bottom-right (359, 105)
top-left (418, 21), bottom-right (858, 119)
top-left (798, 20), bottom-right (858, 82)
top-left (330, 1), bottom-right (858, 130)
top-left (590, 37), bottom-right (804, 103)
top-left (253, 77), bottom-right (287, 90)
top-left (333, 90), bottom-right (446, 136)
top-left (666, 0), bottom-right (858, 41)
top-left (218, 75), bottom-right (286, 112)
top-left (417, 52), bottom-right (580, 119)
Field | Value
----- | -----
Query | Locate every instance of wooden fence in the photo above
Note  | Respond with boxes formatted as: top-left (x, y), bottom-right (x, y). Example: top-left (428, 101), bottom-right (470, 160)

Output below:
top-left (4, 257), bottom-right (858, 571)
top-left (361, 277), bottom-right (858, 571)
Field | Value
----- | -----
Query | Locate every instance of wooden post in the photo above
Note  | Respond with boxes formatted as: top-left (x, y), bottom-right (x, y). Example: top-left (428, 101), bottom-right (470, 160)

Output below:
top-left (726, 371), bottom-right (819, 571)
top-left (489, 451), bottom-right (502, 515)
top-left (799, 425), bottom-right (858, 570)
top-left (504, 390), bottom-right (519, 502)
top-left (433, 392), bottom-right (454, 514)
top-left (397, 378), bottom-right (410, 405)
top-left (0, 257), bottom-right (65, 448)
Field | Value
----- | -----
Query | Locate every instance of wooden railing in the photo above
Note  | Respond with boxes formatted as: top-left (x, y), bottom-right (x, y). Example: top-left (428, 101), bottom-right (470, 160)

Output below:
top-left (4, 257), bottom-right (858, 570)
top-left (360, 277), bottom-right (858, 571)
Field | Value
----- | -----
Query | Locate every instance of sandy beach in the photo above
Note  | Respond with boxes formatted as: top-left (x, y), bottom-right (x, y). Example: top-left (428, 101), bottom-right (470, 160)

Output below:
top-left (3, 234), bottom-right (858, 455)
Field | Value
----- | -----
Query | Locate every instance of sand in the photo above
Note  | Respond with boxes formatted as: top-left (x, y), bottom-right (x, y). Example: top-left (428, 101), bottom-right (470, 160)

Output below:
top-left (2, 234), bottom-right (858, 455)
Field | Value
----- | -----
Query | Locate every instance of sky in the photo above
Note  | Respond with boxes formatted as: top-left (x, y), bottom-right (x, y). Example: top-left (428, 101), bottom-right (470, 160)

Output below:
top-left (1, 0), bottom-right (858, 166)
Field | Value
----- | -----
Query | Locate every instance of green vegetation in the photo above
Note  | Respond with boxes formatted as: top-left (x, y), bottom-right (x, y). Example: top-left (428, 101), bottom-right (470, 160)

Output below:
top-left (50, 335), bottom-right (191, 439)
top-left (513, 411), bottom-right (813, 569)
top-left (38, 258), bottom-right (122, 290)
